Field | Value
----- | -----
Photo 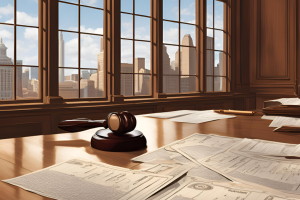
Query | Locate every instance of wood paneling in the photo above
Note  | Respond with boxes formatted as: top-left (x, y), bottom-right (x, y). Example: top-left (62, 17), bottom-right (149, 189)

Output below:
top-left (259, 0), bottom-right (288, 78)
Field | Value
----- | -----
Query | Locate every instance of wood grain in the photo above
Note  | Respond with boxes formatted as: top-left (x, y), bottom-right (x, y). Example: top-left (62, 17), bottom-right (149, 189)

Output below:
top-left (1, 113), bottom-right (300, 199)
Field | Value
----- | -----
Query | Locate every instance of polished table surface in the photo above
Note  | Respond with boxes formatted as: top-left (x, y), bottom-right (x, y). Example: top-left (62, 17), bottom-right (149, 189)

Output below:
top-left (1, 112), bottom-right (300, 200)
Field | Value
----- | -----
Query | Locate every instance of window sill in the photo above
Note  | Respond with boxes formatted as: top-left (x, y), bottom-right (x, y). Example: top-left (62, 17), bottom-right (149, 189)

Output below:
top-left (0, 92), bottom-right (255, 112)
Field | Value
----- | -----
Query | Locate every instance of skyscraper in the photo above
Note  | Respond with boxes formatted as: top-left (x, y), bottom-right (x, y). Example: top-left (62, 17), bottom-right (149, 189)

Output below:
top-left (0, 38), bottom-right (22, 100)
top-left (59, 31), bottom-right (65, 82)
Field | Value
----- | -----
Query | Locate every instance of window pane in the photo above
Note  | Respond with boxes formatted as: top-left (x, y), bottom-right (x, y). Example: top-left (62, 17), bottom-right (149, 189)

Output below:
top-left (80, 69), bottom-right (104, 98)
top-left (121, 13), bottom-right (133, 39)
top-left (121, 0), bottom-right (133, 13)
top-left (163, 45), bottom-right (179, 75)
top-left (17, 27), bottom-right (38, 66)
top-left (17, 66), bottom-right (39, 99)
top-left (121, 74), bottom-right (133, 96)
top-left (0, 0), bottom-right (14, 24)
top-left (59, 31), bottom-right (78, 68)
top-left (214, 0), bottom-right (224, 30)
top-left (135, 0), bottom-right (150, 16)
top-left (206, 76), bottom-right (213, 92)
top-left (163, 21), bottom-right (178, 45)
top-left (135, 41), bottom-right (150, 73)
top-left (214, 77), bottom-right (226, 92)
top-left (81, 34), bottom-right (101, 69)
top-left (207, 0), bottom-right (213, 28)
top-left (180, 24), bottom-right (196, 47)
top-left (61, 0), bottom-right (78, 3)
top-left (215, 51), bottom-right (226, 76)
top-left (80, 7), bottom-right (103, 34)
top-left (81, 0), bottom-right (103, 8)
top-left (17, 0), bottom-right (38, 26)
top-left (121, 40), bottom-right (133, 73)
top-left (206, 29), bottom-right (213, 49)
top-left (163, 76), bottom-right (179, 93)
top-left (135, 16), bottom-right (150, 41)
top-left (181, 76), bottom-right (196, 93)
top-left (163, 0), bottom-right (178, 21)
top-left (59, 2), bottom-right (78, 31)
top-left (135, 74), bottom-right (150, 95)
top-left (59, 68), bottom-right (78, 98)
top-left (206, 50), bottom-right (213, 75)
top-left (180, 46), bottom-right (196, 75)
top-left (180, 0), bottom-right (195, 24)
top-left (0, 24), bottom-right (14, 62)
top-left (0, 66), bottom-right (13, 100)
top-left (215, 30), bottom-right (225, 51)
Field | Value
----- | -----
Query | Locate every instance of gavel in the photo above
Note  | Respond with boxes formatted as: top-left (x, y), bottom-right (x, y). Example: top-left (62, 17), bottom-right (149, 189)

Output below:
top-left (58, 111), bottom-right (136, 135)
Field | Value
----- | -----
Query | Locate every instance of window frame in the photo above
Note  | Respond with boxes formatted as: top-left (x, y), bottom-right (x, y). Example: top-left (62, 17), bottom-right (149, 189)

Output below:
top-left (0, 0), bottom-right (43, 104)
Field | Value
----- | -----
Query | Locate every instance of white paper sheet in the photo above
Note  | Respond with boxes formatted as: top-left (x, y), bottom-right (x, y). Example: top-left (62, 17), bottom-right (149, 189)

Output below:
top-left (161, 180), bottom-right (294, 200)
top-left (171, 134), bottom-right (243, 164)
top-left (269, 116), bottom-right (300, 128)
top-left (269, 98), bottom-right (300, 106)
top-left (139, 110), bottom-right (197, 119)
top-left (228, 138), bottom-right (300, 157)
top-left (3, 158), bottom-right (187, 200)
top-left (262, 115), bottom-right (279, 120)
top-left (169, 110), bottom-right (236, 124)
top-left (200, 151), bottom-right (300, 198)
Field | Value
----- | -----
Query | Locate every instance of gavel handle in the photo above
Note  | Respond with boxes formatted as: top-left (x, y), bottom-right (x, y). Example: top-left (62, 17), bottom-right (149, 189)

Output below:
top-left (58, 119), bottom-right (108, 132)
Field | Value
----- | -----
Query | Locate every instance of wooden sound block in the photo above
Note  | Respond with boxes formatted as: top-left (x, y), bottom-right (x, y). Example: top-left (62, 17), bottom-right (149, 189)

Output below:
top-left (91, 129), bottom-right (147, 152)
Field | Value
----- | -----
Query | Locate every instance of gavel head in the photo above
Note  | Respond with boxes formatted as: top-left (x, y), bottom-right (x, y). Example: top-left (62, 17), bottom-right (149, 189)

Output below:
top-left (106, 111), bottom-right (136, 135)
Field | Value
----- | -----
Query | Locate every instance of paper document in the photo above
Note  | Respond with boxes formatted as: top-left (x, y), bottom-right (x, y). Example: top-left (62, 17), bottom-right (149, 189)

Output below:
top-left (269, 98), bottom-right (300, 106)
top-left (161, 180), bottom-right (294, 200)
top-left (170, 110), bottom-right (236, 124)
top-left (269, 116), bottom-right (300, 127)
top-left (3, 158), bottom-right (187, 200)
top-left (200, 151), bottom-right (300, 197)
top-left (262, 115), bottom-right (279, 120)
top-left (171, 134), bottom-right (243, 164)
top-left (131, 133), bottom-right (209, 163)
top-left (139, 110), bottom-right (197, 119)
top-left (228, 138), bottom-right (300, 157)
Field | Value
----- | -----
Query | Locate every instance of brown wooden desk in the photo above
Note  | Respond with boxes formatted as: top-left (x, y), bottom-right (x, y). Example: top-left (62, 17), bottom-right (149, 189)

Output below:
top-left (1, 112), bottom-right (300, 200)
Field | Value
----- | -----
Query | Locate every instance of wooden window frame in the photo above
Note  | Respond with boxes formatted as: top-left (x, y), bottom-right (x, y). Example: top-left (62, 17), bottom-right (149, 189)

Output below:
top-left (205, 0), bottom-right (231, 93)
top-left (0, 0), bottom-right (232, 106)
top-left (0, 0), bottom-right (43, 104)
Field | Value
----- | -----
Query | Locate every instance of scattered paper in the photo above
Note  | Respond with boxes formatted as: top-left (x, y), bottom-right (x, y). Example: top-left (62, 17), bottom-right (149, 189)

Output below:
top-left (269, 98), bottom-right (300, 106)
top-left (262, 115), bottom-right (279, 120)
top-left (200, 151), bottom-right (300, 198)
top-left (3, 158), bottom-right (188, 200)
top-left (169, 110), bottom-right (236, 124)
top-left (269, 116), bottom-right (300, 128)
top-left (161, 179), bottom-right (294, 200)
top-left (139, 110), bottom-right (197, 119)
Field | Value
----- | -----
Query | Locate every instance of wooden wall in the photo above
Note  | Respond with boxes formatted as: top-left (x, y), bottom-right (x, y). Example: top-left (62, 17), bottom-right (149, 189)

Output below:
top-left (0, 94), bottom-right (255, 139)
top-left (235, 0), bottom-right (299, 108)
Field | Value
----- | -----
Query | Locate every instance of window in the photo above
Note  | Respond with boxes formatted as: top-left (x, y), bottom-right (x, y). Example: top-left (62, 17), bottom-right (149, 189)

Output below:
top-left (120, 0), bottom-right (152, 97)
top-left (206, 0), bottom-right (230, 92)
top-left (58, 0), bottom-right (105, 99)
top-left (0, 0), bottom-right (40, 101)
top-left (163, 0), bottom-right (198, 94)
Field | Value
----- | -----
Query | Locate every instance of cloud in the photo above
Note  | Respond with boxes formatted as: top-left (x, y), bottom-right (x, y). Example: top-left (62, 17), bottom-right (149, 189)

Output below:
top-left (24, 28), bottom-right (38, 41)
top-left (64, 38), bottom-right (78, 67)
top-left (81, 0), bottom-right (98, 6)
top-left (0, 4), bottom-right (13, 16)
top-left (80, 34), bottom-right (100, 68)
top-left (80, 26), bottom-right (103, 35)
top-left (6, 11), bottom-right (38, 26)
top-left (163, 28), bottom-right (178, 44)
top-left (0, 29), bottom-right (13, 39)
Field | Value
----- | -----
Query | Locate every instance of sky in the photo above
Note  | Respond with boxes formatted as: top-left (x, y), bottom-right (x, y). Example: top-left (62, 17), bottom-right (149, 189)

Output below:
top-left (0, 0), bottom-right (225, 78)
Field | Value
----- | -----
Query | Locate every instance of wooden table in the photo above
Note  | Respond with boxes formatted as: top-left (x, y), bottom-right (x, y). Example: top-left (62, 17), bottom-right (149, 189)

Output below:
top-left (1, 112), bottom-right (300, 200)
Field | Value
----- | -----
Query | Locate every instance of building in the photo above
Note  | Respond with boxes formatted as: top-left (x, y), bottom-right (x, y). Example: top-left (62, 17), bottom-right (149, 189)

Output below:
top-left (0, 38), bottom-right (23, 100)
